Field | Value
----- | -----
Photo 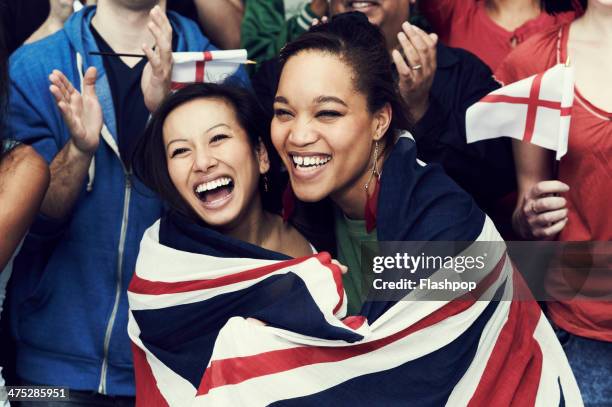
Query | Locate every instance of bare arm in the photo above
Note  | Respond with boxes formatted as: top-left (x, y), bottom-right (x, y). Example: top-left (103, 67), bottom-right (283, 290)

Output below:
top-left (0, 145), bottom-right (50, 270)
top-left (43, 67), bottom-right (102, 219)
top-left (512, 140), bottom-right (569, 239)
top-left (193, 0), bottom-right (244, 49)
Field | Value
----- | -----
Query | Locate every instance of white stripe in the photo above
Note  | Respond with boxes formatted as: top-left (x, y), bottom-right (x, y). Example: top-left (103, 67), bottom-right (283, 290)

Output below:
top-left (196, 298), bottom-right (493, 406)
top-left (533, 316), bottom-right (583, 407)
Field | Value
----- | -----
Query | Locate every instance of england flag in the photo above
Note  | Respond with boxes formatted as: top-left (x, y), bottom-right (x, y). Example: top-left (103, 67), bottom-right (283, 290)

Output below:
top-left (170, 50), bottom-right (248, 89)
top-left (466, 64), bottom-right (574, 160)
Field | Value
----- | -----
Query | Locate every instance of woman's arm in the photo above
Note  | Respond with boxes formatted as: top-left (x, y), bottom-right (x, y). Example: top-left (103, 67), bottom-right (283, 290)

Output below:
top-left (512, 140), bottom-right (569, 239)
top-left (0, 144), bottom-right (50, 270)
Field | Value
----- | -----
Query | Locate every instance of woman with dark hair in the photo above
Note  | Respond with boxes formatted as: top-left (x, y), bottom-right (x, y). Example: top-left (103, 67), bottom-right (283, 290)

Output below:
top-left (270, 11), bottom-right (582, 404)
top-left (0, 16), bottom-right (49, 402)
top-left (419, 0), bottom-right (579, 71)
top-left (131, 82), bottom-right (312, 257)
top-left (496, 0), bottom-right (612, 403)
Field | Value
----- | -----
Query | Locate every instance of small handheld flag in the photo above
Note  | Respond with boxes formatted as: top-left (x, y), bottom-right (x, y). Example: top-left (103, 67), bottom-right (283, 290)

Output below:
top-left (466, 64), bottom-right (574, 160)
top-left (171, 49), bottom-right (249, 89)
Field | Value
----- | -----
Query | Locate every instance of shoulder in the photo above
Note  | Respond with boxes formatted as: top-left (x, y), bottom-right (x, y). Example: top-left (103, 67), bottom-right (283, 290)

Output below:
top-left (0, 144), bottom-right (50, 191)
top-left (378, 135), bottom-right (485, 241)
top-left (494, 25), bottom-right (563, 84)
top-left (9, 30), bottom-right (74, 88)
top-left (437, 44), bottom-right (493, 77)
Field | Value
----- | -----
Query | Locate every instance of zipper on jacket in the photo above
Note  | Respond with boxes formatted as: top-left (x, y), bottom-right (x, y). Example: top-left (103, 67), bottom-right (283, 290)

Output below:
top-left (98, 172), bottom-right (132, 394)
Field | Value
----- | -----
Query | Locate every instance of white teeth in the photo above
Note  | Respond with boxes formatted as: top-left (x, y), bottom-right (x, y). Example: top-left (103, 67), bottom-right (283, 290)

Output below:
top-left (195, 177), bottom-right (232, 193)
top-left (292, 155), bottom-right (331, 168)
top-left (351, 1), bottom-right (373, 9)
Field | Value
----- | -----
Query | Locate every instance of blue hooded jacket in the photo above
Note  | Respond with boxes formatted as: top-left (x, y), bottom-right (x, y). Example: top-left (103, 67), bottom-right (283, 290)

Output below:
top-left (6, 6), bottom-right (249, 396)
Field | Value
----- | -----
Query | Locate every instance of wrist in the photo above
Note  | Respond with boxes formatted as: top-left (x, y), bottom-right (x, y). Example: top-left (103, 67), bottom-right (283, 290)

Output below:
top-left (512, 208), bottom-right (532, 240)
top-left (67, 138), bottom-right (96, 159)
top-left (408, 96), bottom-right (430, 122)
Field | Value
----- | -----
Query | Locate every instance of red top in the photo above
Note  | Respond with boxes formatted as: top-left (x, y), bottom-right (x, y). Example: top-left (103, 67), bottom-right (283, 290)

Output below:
top-left (420, 0), bottom-right (575, 71)
top-left (496, 24), bottom-right (612, 342)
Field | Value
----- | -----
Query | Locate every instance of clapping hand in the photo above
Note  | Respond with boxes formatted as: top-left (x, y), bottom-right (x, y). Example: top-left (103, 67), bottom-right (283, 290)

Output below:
top-left (141, 5), bottom-right (173, 113)
top-left (391, 22), bottom-right (438, 122)
top-left (49, 67), bottom-right (102, 155)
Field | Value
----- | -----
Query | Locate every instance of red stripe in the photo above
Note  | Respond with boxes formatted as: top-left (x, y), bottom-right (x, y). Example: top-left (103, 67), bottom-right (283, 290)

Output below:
top-left (522, 73), bottom-right (544, 143)
top-left (343, 316), bottom-right (367, 330)
top-left (468, 269), bottom-right (543, 407)
top-left (203, 51), bottom-right (213, 61)
top-left (129, 252), bottom-right (335, 295)
top-left (196, 252), bottom-right (508, 396)
top-left (170, 82), bottom-right (186, 90)
top-left (195, 61), bottom-right (205, 83)
top-left (480, 94), bottom-right (566, 112)
top-left (132, 343), bottom-right (170, 407)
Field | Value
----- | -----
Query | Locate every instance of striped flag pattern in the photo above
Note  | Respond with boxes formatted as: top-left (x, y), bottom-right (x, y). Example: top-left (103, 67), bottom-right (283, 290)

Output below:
top-left (467, 64), bottom-right (574, 159)
top-left (127, 219), bottom-right (581, 406)
top-left (170, 50), bottom-right (247, 89)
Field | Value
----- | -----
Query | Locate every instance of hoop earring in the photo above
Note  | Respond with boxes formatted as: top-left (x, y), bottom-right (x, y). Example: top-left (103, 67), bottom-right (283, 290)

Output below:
top-left (263, 174), bottom-right (269, 193)
top-left (364, 141), bottom-right (381, 193)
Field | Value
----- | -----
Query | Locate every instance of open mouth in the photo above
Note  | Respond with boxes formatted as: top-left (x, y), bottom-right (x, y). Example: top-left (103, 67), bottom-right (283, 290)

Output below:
top-left (346, 1), bottom-right (379, 11)
top-left (290, 154), bottom-right (332, 171)
top-left (194, 176), bottom-right (235, 204)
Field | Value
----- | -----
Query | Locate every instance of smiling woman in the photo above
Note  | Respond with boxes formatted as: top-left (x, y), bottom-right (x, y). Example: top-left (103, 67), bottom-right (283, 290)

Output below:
top-left (131, 83), bottom-right (312, 256)
top-left (267, 14), bottom-right (584, 404)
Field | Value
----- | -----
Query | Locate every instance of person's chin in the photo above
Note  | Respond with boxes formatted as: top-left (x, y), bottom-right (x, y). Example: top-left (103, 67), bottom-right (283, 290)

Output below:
top-left (292, 183), bottom-right (331, 203)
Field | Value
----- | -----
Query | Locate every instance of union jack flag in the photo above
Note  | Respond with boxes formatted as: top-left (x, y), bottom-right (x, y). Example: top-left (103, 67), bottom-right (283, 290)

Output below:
top-left (128, 136), bottom-right (582, 406)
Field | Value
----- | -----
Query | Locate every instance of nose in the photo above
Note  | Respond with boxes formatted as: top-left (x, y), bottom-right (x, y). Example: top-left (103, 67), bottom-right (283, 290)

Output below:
top-left (287, 117), bottom-right (319, 147)
top-left (193, 147), bottom-right (218, 173)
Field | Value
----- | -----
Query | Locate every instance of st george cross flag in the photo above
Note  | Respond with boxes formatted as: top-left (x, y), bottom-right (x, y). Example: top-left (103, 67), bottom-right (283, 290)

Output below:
top-left (466, 64), bottom-right (574, 160)
top-left (171, 50), bottom-right (247, 89)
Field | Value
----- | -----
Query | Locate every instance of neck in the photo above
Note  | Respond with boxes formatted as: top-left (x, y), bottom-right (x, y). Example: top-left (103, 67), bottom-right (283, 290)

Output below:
top-left (486, 0), bottom-right (541, 31)
top-left (574, 2), bottom-right (612, 38)
top-left (487, 0), bottom-right (540, 13)
top-left (222, 197), bottom-right (274, 249)
top-left (331, 146), bottom-right (386, 221)
top-left (91, 1), bottom-right (165, 55)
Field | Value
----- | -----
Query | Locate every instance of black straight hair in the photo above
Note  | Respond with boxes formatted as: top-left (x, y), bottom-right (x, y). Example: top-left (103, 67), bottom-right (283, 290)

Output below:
top-left (278, 11), bottom-right (413, 146)
top-left (131, 82), bottom-right (283, 220)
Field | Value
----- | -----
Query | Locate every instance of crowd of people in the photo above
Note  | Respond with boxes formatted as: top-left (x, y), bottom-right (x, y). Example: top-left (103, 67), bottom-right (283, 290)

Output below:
top-left (0, 0), bottom-right (610, 406)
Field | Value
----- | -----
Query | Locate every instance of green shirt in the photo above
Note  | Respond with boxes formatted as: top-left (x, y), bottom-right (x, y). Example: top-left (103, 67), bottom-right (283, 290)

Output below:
top-left (240, 0), bottom-right (316, 67)
top-left (335, 210), bottom-right (377, 315)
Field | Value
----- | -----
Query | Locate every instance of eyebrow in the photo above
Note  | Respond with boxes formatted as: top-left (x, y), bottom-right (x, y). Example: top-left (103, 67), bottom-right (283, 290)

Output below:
top-left (314, 95), bottom-right (348, 107)
top-left (165, 123), bottom-right (231, 151)
top-left (274, 95), bottom-right (348, 107)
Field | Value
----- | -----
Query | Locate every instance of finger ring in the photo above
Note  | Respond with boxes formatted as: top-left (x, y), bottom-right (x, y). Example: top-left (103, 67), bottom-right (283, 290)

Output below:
top-left (411, 64), bottom-right (422, 70)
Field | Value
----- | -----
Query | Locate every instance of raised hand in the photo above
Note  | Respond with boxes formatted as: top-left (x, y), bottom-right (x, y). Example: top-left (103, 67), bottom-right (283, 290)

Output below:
top-left (49, 67), bottom-right (102, 155)
top-left (513, 180), bottom-right (570, 239)
top-left (141, 5), bottom-right (173, 113)
top-left (391, 22), bottom-right (438, 122)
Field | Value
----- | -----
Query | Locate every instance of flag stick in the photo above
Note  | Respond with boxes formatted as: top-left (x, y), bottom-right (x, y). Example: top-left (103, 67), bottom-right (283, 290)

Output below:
top-left (90, 51), bottom-right (146, 58)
